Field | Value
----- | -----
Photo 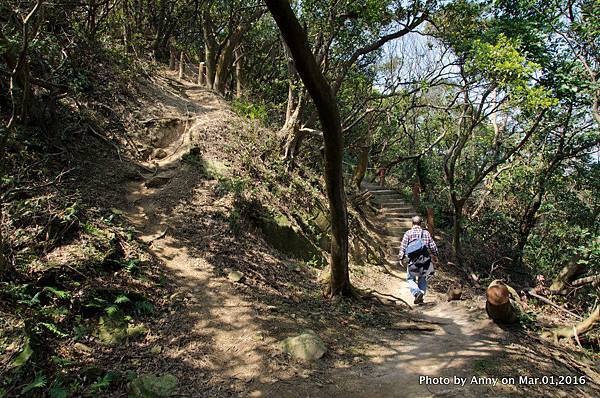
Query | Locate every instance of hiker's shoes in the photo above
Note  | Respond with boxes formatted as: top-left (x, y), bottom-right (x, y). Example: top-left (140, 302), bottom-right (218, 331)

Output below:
top-left (414, 292), bottom-right (424, 304)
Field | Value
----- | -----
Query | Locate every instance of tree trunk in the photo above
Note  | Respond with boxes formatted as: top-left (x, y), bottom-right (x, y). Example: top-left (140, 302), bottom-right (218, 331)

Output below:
top-left (515, 188), bottom-right (544, 267)
top-left (201, 10), bottom-right (217, 90)
top-left (412, 182), bottom-right (421, 208)
top-left (416, 157), bottom-right (427, 197)
top-left (352, 144), bottom-right (369, 190)
top-left (0, 205), bottom-right (8, 277)
top-left (178, 51), bottom-right (185, 80)
top-left (213, 44), bottom-right (234, 94)
top-left (280, 96), bottom-right (305, 163)
top-left (266, 0), bottom-right (350, 296)
top-left (0, 29), bottom-right (36, 126)
top-left (451, 198), bottom-right (480, 285)
top-left (169, 47), bottom-right (176, 70)
top-left (451, 201), bottom-right (464, 260)
top-left (205, 44), bottom-right (216, 89)
top-left (235, 46), bottom-right (243, 98)
top-left (214, 23), bottom-right (252, 95)
top-left (426, 207), bottom-right (435, 237)
top-left (549, 255), bottom-right (585, 293)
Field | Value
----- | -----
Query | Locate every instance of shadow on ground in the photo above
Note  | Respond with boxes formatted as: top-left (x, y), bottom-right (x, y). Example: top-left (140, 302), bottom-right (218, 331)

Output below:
top-left (67, 75), bottom-right (599, 398)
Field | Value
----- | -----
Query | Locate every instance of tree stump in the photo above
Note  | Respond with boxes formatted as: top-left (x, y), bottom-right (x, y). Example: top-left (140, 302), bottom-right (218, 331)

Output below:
top-left (486, 280), bottom-right (521, 324)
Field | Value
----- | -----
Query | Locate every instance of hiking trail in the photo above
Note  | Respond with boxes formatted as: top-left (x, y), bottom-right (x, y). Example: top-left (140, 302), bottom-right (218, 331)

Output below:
top-left (114, 71), bottom-right (597, 398)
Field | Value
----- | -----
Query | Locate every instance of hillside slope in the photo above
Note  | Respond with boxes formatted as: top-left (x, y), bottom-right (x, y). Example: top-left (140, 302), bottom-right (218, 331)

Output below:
top-left (102, 70), bottom-right (600, 397)
top-left (2, 68), bottom-right (598, 397)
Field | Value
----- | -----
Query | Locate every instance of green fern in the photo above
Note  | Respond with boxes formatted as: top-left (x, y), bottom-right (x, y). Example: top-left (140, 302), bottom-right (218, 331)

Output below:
top-left (87, 371), bottom-right (117, 393)
top-left (134, 300), bottom-right (154, 316)
top-left (18, 291), bottom-right (41, 307)
top-left (114, 294), bottom-right (130, 304)
top-left (105, 305), bottom-right (119, 317)
top-left (41, 322), bottom-right (68, 337)
top-left (44, 286), bottom-right (71, 300)
top-left (49, 382), bottom-right (69, 398)
top-left (21, 374), bottom-right (46, 394)
top-left (124, 258), bottom-right (140, 272)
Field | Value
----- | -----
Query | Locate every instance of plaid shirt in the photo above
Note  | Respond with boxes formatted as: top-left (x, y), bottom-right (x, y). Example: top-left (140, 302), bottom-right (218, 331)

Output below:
top-left (399, 226), bottom-right (439, 260)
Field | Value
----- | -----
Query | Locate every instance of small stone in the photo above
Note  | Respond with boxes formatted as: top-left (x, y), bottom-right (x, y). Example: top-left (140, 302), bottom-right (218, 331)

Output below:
top-left (280, 330), bottom-right (327, 362)
top-left (73, 342), bottom-right (93, 354)
top-left (352, 356), bottom-right (361, 363)
top-left (152, 148), bottom-right (168, 160)
top-left (129, 373), bottom-right (178, 397)
top-left (228, 271), bottom-right (244, 283)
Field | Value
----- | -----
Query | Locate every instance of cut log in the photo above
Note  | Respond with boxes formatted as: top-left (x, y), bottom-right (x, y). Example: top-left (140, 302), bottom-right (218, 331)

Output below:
top-left (549, 255), bottom-right (585, 293)
top-left (542, 305), bottom-right (599, 344)
top-left (447, 283), bottom-right (462, 301)
top-left (485, 280), bottom-right (520, 324)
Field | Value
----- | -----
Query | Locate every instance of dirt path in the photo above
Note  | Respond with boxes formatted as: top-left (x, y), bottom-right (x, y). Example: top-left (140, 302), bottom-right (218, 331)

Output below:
top-left (259, 184), bottom-right (512, 397)
top-left (114, 73), bottom-right (597, 397)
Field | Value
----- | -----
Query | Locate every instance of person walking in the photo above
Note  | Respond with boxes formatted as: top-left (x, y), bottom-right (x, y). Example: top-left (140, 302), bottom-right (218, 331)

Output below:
top-left (398, 216), bottom-right (439, 304)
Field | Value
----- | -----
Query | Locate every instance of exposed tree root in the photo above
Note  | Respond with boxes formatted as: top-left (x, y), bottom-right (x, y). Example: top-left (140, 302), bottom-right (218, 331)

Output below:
top-left (541, 305), bottom-right (599, 344)
top-left (357, 288), bottom-right (412, 309)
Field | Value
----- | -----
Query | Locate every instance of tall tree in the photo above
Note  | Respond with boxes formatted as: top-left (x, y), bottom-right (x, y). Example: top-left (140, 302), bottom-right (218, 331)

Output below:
top-left (264, 0), bottom-right (351, 296)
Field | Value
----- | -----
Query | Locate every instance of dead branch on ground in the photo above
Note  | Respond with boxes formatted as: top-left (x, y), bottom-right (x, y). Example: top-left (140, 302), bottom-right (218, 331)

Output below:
top-left (525, 289), bottom-right (583, 320)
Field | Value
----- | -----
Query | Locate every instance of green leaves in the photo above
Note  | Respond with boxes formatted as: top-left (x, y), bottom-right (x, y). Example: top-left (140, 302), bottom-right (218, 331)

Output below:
top-left (468, 34), bottom-right (556, 110)
top-left (21, 374), bottom-right (47, 394)
top-left (40, 322), bottom-right (68, 338)
top-left (11, 338), bottom-right (33, 368)
top-left (114, 294), bottom-right (131, 304)
top-left (43, 286), bottom-right (71, 300)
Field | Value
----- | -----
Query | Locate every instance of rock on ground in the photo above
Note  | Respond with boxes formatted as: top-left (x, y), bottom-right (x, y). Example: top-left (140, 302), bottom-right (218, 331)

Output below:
top-left (280, 330), bottom-right (327, 362)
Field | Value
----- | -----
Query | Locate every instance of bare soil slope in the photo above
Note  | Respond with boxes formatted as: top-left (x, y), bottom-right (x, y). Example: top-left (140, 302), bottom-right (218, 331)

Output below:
top-left (85, 69), bottom-right (599, 397)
